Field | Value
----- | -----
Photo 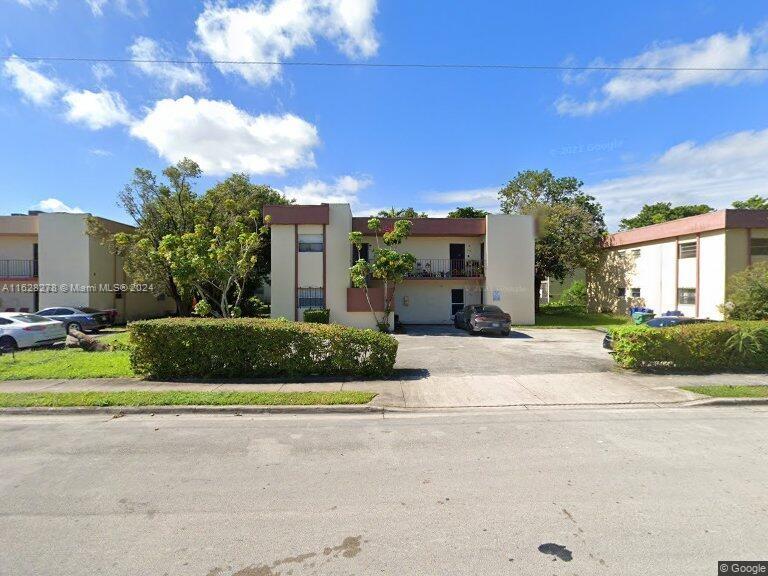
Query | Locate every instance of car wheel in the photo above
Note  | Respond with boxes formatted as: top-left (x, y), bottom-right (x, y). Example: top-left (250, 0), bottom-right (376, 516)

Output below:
top-left (501, 329), bottom-right (511, 337)
top-left (0, 336), bottom-right (18, 351)
top-left (68, 322), bottom-right (82, 334)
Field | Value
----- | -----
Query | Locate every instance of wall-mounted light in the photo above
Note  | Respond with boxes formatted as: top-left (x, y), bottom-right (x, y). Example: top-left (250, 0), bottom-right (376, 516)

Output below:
top-left (402, 295), bottom-right (410, 306)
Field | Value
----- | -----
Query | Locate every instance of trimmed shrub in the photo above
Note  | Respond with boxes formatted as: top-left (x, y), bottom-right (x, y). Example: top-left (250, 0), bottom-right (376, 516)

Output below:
top-left (723, 262), bottom-right (768, 320)
top-left (610, 321), bottom-right (768, 372)
top-left (303, 308), bottom-right (330, 324)
top-left (129, 318), bottom-right (398, 379)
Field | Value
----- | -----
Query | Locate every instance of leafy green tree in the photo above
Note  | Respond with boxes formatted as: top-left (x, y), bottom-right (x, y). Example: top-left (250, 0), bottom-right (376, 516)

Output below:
top-left (87, 158), bottom-right (202, 315)
top-left (498, 169), bottom-right (606, 311)
top-left (447, 206), bottom-right (489, 218)
top-left (376, 207), bottom-right (429, 218)
top-left (722, 262), bottom-right (768, 320)
top-left (619, 202), bottom-right (713, 230)
top-left (732, 195), bottom-right (768, 210)
top-left (349, 218), bottom-right (416, 331)
top-left (159, 207), bottom-right (267, 318)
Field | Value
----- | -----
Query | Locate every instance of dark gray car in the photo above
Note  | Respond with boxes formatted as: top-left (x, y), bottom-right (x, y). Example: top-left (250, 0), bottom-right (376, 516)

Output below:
top-left (454, 305), bottom-right (512, 336)
top-left (35, 306), bottom-right (112, 334)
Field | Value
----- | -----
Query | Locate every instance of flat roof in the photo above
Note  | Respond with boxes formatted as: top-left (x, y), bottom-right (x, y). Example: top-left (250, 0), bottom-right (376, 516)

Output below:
top-left (607, 209), bottom-right (768, 248)
top-left (353, 217), bottom-right (486, 237)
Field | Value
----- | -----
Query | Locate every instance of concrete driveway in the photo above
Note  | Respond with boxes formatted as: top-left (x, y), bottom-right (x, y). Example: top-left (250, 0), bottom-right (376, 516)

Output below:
top-left (377, 325), bottom-right (701, 408)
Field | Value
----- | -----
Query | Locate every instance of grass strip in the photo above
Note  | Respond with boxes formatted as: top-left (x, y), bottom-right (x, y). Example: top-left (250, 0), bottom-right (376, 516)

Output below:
top-left (682, 385), bottom-right (768, 398)
top-left (0, 349), bottom-right (134, 380)
top-left (0, 390), bottom-right (377, 408)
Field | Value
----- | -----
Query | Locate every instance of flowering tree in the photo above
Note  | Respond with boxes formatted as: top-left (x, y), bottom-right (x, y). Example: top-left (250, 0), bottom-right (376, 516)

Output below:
top-left (349, 218), bottom-right (415, 332)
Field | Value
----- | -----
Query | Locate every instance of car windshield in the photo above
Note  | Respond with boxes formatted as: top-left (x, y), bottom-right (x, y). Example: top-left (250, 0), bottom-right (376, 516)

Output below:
top-left (14, 314), bottom-right (50, 324)
top-left (474, 306), bottom-right (503, 314)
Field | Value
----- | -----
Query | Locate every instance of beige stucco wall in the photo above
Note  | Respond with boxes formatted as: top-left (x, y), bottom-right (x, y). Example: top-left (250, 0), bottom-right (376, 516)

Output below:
top-left (270, 224), bottom-right (297, 320)
top-left (0, 236), bottom-right (36, 262)
top-left (297, 224), bottom-right (324, 289)
top-left (325, 204), bottom-right (380, 329)
top-left (395, 281), bottom-right (482, 324)
top-left (484, 214), bottom-right (535, 324)
top-left (37, 213), bottom-right (91, 309)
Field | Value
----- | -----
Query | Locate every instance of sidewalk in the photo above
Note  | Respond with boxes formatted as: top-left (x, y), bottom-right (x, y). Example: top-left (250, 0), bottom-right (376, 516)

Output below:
top-left (3, 371), bottom-right (767, 408)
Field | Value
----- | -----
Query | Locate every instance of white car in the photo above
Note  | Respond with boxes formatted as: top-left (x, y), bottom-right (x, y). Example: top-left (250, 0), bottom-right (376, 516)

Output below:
top-left (0, 312), bottom-right (67, 351)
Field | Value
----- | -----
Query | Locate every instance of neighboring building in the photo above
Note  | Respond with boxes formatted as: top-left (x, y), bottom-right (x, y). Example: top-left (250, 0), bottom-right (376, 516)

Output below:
top-left (594, 209), bottom-right (768, 320)
top-left (0, 211), bottom-right (176, 321)
top-left (264, 203), bottom-right (535, 329)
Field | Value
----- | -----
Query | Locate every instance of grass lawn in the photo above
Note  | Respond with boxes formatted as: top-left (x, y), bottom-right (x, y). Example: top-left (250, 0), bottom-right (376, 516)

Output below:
top-left (682, 385), bottom-right (768, 398)
top-left (0, 348), bottom-right (135, 380)
top-left (520, 305), bottom-right (631, 329)
top-left (0, 390), bottom-right (377, 407)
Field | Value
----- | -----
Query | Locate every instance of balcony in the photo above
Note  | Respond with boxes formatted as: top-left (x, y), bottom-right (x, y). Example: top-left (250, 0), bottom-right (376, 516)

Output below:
top-left (406, 259), bottom-right (483, 280)
top-left (0, 259), bottom-right (37, 279)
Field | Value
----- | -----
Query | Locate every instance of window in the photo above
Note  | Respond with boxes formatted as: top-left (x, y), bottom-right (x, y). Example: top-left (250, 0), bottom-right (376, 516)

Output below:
top-left (352, 243), bottom-right (370, 262)
top-left (298, 234), bottom-right (324, 253)
top-left (678, 241), bottom-right (697, 259)
top-left (751, 238), bottom-right (768, 256)
top-left (616, 287), bottom-right (626, 298)
top-left (0, 318), bottom-right (12, 326)
top-left (678, 288), bottom-right (696, 305)
top-left (630, 249), bottom-right (641, 258)
top-left (298, 287), bottom-right (324, 308)
top-left (451, 288), bottom-right (464, 316)
top-left (631, 287), bottom-right (641, 298)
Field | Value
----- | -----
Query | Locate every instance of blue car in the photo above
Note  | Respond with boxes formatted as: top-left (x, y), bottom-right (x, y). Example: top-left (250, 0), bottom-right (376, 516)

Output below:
top-left (35, 306), bottom-right (113, 334)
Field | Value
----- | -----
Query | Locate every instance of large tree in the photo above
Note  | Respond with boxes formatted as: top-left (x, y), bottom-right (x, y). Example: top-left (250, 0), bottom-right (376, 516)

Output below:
top-left (619, 202), bottom-right (713, 230)
top-left (447, 206), bottom-right (489, 218)
top-left (88, 158), bottom-right (202, 315)
top-left (376, 207), bottom-right (429, 218)
top-left (498, 169), bottom-right (606, 311)
top-left (732, 195), bottom-right (768, 210)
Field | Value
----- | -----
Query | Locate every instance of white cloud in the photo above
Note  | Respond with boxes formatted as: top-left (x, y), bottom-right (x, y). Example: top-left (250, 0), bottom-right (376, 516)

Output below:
top-left (12, 0), bottom-right (56, 9)
top-left (63, 89), bottom-right (133, 130)
top-left (585, 128), bottom-right (768, 229)
top-left (129, 37), bottom-right (206, 93)
top-left (424, 186), bottom-right (500, 210)
top-left (91, 62), bottom-right (115, 82)
top-left (85, 0), bottom-right (147, 16)
top-left (130, 96), bottom-right (319, 175)
top-left (89, 148), bottom-right (113, 156)
top-left (194, 0), bottom-right (379, 85)
top-left (557, 25), bottom-right (768, 115)
top-left (31, 198), bottom-right (84, 213)
top-left (283, 175), bottom-right (373, 206)
top-left (2, 56), bottom-right (63, 106)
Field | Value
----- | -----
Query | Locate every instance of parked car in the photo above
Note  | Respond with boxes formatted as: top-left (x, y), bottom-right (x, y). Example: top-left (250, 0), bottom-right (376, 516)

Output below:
top-left (602, 316), bottom-right (715, 350)
top-left (454, 305), bottom-right (512, 336)
top-left (0, 312), bottom-right (67, 350)
top-left (35, 306), bottom-right (113, 334)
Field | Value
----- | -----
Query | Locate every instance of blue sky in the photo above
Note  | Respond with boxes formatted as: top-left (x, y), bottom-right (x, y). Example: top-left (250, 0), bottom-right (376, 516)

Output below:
top-left (2, 0), bottom-right (768, 230)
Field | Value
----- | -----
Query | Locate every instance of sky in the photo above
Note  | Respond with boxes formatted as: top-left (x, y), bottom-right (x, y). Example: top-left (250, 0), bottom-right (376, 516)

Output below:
top-left (1, 1), bottom-right (768, 230)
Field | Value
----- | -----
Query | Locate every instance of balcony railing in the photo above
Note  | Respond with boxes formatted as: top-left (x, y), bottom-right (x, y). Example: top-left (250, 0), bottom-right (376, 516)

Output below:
top-left (0, 259), bottom-right (37, 279)
top-left (406, 259), bottom-right (483, 279)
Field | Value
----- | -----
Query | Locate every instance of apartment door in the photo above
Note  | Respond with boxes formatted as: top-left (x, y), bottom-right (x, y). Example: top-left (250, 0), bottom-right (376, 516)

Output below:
top-left (451, 288), bottom-right (464, 317)
top-left (450, 243), bottom-right (466, 277)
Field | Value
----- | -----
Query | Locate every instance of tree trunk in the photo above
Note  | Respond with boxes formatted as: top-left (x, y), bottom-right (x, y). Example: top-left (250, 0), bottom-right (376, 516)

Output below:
top-left (534, 276), bottom-right (542, 313)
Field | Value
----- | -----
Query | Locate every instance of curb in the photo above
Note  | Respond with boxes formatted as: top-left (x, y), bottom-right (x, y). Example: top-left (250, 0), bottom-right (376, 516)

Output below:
top-left (681, 397), bottom-right (768, 407)
top-left (0, 404), bottom-right (385, 417)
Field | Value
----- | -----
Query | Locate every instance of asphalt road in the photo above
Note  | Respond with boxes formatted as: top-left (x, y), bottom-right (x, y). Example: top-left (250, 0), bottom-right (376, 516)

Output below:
top-left (2, 407), bottom-right (768, 575)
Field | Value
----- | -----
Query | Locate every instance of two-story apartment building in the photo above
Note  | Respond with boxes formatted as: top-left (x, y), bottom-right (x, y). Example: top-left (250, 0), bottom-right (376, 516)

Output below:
top-left (265, 203), bottom-right (535, 329)
top-left (0, 211), bottom-right (176, 321)
top-left (594, 209), bottom-right (768, 320)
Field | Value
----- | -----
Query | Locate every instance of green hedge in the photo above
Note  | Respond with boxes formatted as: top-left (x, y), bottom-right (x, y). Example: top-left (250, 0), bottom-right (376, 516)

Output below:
top-left (303, 308), bottom-right (330, 324)
top-left (610, 322), bottom-right (768, 372)
top-left (129, 318), bottom-right (398, 379)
